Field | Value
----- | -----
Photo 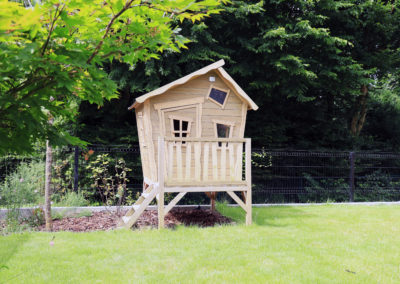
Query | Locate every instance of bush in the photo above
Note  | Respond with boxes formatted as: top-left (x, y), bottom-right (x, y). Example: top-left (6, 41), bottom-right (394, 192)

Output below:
top-left (84, 154), bottom-right (131, 206)
top-left (0, 160), bottom-right (44, 230)
top-left (0, 160), bottom-right (44, 208)
top-left (57, 191), bottom-right (89, 207)
top-left (26, 207), bottom-right (45, 227)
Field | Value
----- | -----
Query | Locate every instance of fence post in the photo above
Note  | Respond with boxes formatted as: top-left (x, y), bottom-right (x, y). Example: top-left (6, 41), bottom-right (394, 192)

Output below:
top-left (349, 151), bottom-right (355, 202)
top-left (74, 147), bottom-right (79, 191)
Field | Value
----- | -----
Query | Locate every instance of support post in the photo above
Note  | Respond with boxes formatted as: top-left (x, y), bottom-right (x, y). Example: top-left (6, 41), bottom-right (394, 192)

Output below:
top-left (349, 151), bottom-right (355, 202)
top-left (245, 139), bottom-right (252, 225)
top-left (158, 137), bottom-right (165, 229)
top-left (74, 147), bottom-right (79, 192)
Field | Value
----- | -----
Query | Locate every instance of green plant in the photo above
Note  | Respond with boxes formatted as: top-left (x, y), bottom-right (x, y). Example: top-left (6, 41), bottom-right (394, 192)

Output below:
top-left (26, 208), bottom-right (45, 227)
top-left (57, 192), bottom-right (89, 207)
top-left (0, 160), bottom-right (45, 229)
top-left (0, 160), bottom-right (45, 207)
top-left (52, 211), bottom-right (64, 221)
top-left (52, 151), bottom-right (74, 201)
top-left (303, 174), bottom-right (350, 203)
top-left (85, 154), bottom-right (132, 206)
top-left (356, 170), bottom-right (400, 202)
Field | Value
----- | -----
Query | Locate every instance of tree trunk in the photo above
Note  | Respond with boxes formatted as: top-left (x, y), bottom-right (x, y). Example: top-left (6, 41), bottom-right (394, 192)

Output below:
top-left (45, 140), bottom-right (53, 231)
top-left (350, 85), bottom-right (368, 136)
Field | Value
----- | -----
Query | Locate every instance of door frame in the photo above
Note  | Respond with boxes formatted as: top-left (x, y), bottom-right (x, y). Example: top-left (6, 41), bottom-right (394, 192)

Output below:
top-left (154, 98), bottom-right (203, 138)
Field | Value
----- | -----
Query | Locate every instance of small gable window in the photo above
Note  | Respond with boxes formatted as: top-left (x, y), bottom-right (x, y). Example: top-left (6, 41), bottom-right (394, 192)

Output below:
top-left (169, 115), bottom-right (192, 141)
top-left (207, 85), bottom-right (230, 108)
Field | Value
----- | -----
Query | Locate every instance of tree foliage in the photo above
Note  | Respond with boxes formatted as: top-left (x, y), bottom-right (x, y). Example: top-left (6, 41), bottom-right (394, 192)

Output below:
top-left (0, 0), bottom-right (226, 154)
top-left (83, 0), bottom-right (400, 150)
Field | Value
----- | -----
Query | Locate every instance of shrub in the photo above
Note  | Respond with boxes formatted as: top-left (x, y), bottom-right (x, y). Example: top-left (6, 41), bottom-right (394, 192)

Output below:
top-left (26, 207), bottom-right (45, 227)
top-left (0, 160), bottom-right (45, 227)
top-left (57, 191), bottom-right (89, 207)
top-left (0, 160), bottom-right (44, 207)
top-left (85, 154), bottom-right (131, 206)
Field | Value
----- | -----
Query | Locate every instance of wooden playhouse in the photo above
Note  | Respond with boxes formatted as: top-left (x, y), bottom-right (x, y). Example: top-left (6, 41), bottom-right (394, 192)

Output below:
top-left (119, 59), bottom-right (258, 229)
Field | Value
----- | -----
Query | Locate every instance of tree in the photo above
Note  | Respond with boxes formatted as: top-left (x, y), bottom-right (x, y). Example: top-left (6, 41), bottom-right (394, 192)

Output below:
top-left (0, 0), bottom-right (226, 155)
top-left (1, 0), bottom-right (226, 231)
top-left (91, 0), bottom-right (400, 150)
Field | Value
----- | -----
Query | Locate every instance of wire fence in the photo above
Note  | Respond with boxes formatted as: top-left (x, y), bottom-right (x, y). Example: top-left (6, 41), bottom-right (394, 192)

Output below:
top-left (1, 146), bottom-right (400, 205)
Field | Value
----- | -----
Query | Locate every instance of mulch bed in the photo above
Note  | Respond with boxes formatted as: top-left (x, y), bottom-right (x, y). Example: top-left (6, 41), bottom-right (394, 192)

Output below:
top-left (36, 208), bottom-right (234, 232)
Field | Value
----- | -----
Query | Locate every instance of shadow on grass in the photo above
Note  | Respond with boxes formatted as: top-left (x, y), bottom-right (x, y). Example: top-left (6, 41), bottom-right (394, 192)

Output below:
top-left (217, 203), bottom-right (315, 227)
top-left (0, 233), bottom-right (30, 273)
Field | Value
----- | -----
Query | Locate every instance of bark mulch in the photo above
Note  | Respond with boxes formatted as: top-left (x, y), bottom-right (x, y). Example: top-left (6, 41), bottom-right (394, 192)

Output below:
top-left (37, 208), bottom-right (234, 232)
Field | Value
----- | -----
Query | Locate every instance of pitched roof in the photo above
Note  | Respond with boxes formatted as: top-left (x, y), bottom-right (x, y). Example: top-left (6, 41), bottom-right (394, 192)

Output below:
top-left (128, 59), bottom-right (258, 111)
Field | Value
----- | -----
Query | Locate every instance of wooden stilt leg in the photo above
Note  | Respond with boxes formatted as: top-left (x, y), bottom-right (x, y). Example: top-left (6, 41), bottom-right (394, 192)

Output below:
top-left (211, 193), bottom-right (216, 211)
top-left (158, 190), bottom-right (164, 229)
top-left (158, 137), bottom-right (165, 229)
top-left (245, 139), bottom-right (252, 225)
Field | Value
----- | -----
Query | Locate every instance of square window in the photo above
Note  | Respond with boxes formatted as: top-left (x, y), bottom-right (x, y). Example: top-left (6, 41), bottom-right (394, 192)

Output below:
top-left (169, 116), bottom-right (192, 145)
top-left (207, 86), bottom-right (230, 108)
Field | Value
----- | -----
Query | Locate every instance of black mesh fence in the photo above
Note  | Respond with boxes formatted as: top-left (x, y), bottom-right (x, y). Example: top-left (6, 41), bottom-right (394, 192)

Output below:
top-left (2, 146), bottom-right (400, 205)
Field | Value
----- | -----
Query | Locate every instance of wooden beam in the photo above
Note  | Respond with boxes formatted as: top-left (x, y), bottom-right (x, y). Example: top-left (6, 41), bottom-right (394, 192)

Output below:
top-left (245, 138), bottom-right (252, 225)
top-left (164, 192), bottom-right (187, 215)
top-left (122, 185), bottom-right (158, 229)
top-left (227, 191), bottom-right (246, 211)
top-left (158, 137), bottom-right (165, 229)
top-left (165, 180), bottom-right (247, 187)
top-left (164, 137), bottom-right (246, 143)
top-left (165, 186), bottom-right (248, 193)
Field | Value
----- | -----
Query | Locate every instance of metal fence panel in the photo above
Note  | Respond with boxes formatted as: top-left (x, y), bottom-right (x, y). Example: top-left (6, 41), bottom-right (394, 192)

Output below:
top-left (1, 147), bottom-right (400, 204)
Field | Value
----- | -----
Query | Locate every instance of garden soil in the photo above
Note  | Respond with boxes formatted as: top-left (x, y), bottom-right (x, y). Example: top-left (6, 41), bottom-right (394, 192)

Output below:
top-left (36, 208), bottom-right (234, 232)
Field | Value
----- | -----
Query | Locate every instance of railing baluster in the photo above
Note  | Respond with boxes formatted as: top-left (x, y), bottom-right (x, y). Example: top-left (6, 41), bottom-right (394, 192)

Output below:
top-left (221, 143), bottom-right (227, 180)
top-left (176, 142), bottom-right (183, 180)
top-left (185, 142), bottom-right (192, 180)
top-left (235, 143), bottom-right (243, 181)
top-left (212, 142), bottom-right (218, 181)
top-left (194, 142), bottom-right (202, 181)
top-left (168, 142), bottom-right (174, 180)
top-left (203, 142), bottom-right (209, 181)
top-left (228, 143), bottom-right (235, 180)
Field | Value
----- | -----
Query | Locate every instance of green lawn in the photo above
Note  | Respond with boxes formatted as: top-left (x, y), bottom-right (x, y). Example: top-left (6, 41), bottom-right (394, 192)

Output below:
top-left (1, 204), bottom-right (400, 283)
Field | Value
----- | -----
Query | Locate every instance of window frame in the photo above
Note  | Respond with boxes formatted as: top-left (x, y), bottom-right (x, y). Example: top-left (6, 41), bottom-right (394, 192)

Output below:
top-left (169, 114), bottom-right (193, 140)
top-left (207, 85), bottom-right (230, 109)
top-left (213, 119), bottom-right (235, 147)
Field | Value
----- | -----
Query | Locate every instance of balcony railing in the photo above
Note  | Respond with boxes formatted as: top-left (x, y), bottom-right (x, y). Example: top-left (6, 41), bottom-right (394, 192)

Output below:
top-left (157, 137), bottom-right (251, 190)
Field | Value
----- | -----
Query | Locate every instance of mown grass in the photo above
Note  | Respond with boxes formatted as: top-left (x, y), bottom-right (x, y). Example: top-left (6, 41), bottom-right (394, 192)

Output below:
top-left (1, 204), bottom-right (400, 283)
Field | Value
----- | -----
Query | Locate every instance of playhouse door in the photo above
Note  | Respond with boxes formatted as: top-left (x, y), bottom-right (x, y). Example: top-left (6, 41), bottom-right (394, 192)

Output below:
top-left (162, 105), bottom-right (199, 138)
